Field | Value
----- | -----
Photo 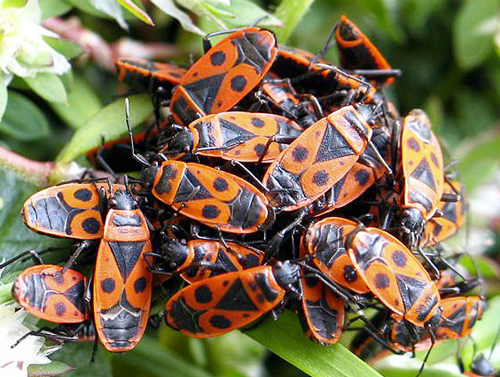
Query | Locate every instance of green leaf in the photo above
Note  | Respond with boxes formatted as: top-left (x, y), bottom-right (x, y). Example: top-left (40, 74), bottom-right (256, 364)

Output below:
top-left (453, 0), bottom-right (499, 69)
top-left (376, 360), bottom-right (463, 377)
top-left (48, 342), bottom-right (112, 377)
top-left (0, 166), bottom-right (69, 274)
top-left (271, 0), bottom-right (316, 43)
top-left (459, 255), bottom-right (500, 280)
top-left (150, 0), bottom-right (204, 35)
top-left (456, 128), bottom-right (500, 191)
top-left (205, 332), bottom-right (266, 377)
top-left (0, 282), bottom-right (14, 304)
top-left (246, 311), bottom-right (382, 377)
top-left (24, 73), bottom-right (68, 104)
top-left (0, 81), bottom-right (7, 122)
top-left (3, 0), bottom-right (25, 8)
top-left (118, 0), bottom-right (154, 25)
top-left (203, 0), bottom-right (283, 28)
top-left (56, 94), bottom-right (153, 163)
top-left (112, 335), bottom-right (215, 377)
top-left (401, 0), bottom-right (448, 36)
top-left (64, 0), bottom-right (109, 18)
top-left (0, 91), bottom-right (49, 141)
top-left (44, 37), bottom-right (84, 60)
top-left (50, 76), bottom-right (102, 130)
top-left (40, 0), bottom-right (72, 18)
top-left (28, 361), bottom-right (75, 377)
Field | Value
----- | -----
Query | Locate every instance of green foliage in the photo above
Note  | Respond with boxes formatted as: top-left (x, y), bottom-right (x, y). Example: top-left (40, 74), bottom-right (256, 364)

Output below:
top-left (247, 312), bottom-right (382, 377)
top-left (1, 1), bottom-right (500, 377)
top-left (28, 361), bottom-right (75, 377)
top-left (453, 0), bottom-right (499, 69)
top-left (118, 0), bottom-right (154, 26)
top-left (56, 94), bottom-right (152, 163)
top-left (0, 91), bottom-right (49, 141)
top-left (23, 73), bottom-right (68, 105)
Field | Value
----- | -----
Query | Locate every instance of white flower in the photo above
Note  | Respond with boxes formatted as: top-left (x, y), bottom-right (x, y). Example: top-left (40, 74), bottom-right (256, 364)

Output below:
top-left (0, 301), bottom-right (60, 377)
top-left (0, 0), bottom-right (71, 79)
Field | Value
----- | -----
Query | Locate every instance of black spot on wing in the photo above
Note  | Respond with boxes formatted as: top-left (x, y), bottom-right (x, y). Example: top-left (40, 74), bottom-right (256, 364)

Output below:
top-left (134, 277), bottom-right (147, 293)
top-left (101, 278), bottom-right (116, 293)
top-left (209, 315), bottom-right (232, 329)
top-left (82, 217), bottom-right (100, 234)
top-left (391, 250), bottom-right (407, 268)
top-left (231, 75), bottom-right (247, 92)
top-left (74, 188), bottom-right (93, 202)
top-left (202, 205), bottom-right (221, 219)
top-left (210, 51), bottom-right (226, 66)
top-left (195, 285), bottom-right (212, 304)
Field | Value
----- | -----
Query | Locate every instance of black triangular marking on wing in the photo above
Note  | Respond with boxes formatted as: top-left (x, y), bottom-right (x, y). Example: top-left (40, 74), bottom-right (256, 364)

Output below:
top-left (411, 158), bottom-right (436, 191)
top-left (395, 274), bottom-right (428, 312)
top-left (232, 34), bottom-right (270, 73)
top-left (109, 241), bottom-right (144, 281)
top-left (219, 118), bottom-right (255, 144)
top-left (215, 278), bottom-right (258, 311)
top-left (169, 296), bottom-right (206, 334)
top-left (314, 123), bottom-right (355, 163)
top-left (174, 168), bottom-right (213, 203)
top-left (64, 280), bottom-right (87, 315)
top-left (184, 73), bottom-right (225, 113)
top-left (215, 248), bottom-right (239, 273)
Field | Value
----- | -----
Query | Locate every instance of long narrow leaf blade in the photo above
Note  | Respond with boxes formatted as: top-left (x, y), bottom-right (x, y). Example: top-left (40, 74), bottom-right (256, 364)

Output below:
top-left (246, 311), bottom-right (383, 377)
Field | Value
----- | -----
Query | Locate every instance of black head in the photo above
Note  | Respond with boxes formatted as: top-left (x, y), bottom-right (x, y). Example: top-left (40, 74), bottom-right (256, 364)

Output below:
top-left (168, 128), bottom-right (193, 154)
top-left (399, 207), bottom-right (424, 247)
top-left (160, 238), bottom-right (189, 269)
top-left (273, 261), bottom-right (301, 289)
top-left (471, 354), bottom-right (496, 376)
top-left (141, 163), bottom-right (160, 189)
top-left (108, 190), bottom-right (138, 210)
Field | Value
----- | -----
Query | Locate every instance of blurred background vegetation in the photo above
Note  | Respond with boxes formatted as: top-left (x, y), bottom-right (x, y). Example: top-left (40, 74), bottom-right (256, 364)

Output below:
top-left (2, 0), bottom-right (500, 376)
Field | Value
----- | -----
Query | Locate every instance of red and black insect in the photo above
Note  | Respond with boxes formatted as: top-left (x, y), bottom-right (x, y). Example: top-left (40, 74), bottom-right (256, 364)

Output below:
top-left (270, 45), bottom-right (378, 105)
top-left (93, 187), bottom-right (153, 352)
top-left (335, 15), bottom-right (397, 86)
top-left (387, 296), bottom-right (485, 352)
top-left (142, 160), bottom-right (271, 234)
top-left (116, 58), bottom-right (186, 99)
top-left (165, 261), bottom-right (301, 338)
top-left (262, 105), bottom-right (375, 211)
top-left (302, 217), bottom-right (369, 294)
top-left (170, 27), bottom-right (278, 126)
top-left (152, 238), bottom-right (264, 283)
top-left (298, 241), bottom-right (345, 345)
top-left (309, 124), bottom-right (392, 217)
top-left (422, 181), bottom-right (465, 246)
top-left (23, 183), bottom-right (124, 240)
top-left (161, 111), bottom-right (302, 162)
top-left (397, 109), bottom-right (445, 247)
top-left (12, 264), bottom-right (89, 324)
top-left (347, 226), bottom-right (442, 328)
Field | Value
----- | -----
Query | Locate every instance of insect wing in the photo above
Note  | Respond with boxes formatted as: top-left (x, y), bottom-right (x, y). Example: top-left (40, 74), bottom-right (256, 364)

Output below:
top-left (401, 109), bottom-right (444, 220)
top-left (166, 266), bottom-right (284, 337)
top-left (13, 265), bottom-right (88, 323)
top-left (263, 106), bottom-right (372, 211)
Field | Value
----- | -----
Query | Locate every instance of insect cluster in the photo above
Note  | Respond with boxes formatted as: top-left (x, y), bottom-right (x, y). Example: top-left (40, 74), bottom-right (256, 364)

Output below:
top-left (3, 15), bottom-right (484, 374)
